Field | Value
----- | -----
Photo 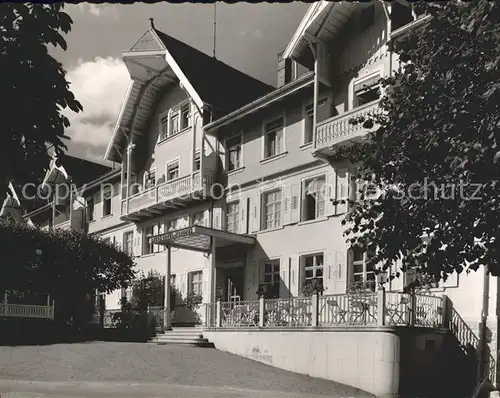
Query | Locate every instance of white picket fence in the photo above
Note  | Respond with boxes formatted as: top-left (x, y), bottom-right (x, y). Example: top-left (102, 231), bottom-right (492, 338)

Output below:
top-left (0, 294), bottom-right (55, 319)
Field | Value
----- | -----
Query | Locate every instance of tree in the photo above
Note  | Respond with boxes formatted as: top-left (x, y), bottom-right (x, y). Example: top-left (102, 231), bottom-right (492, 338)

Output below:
top-left (0, 4), bottom-right (82, 200)
top-left (0, 220), bottom-right (135, 322)
top-left (333, 1), bottom-right (500, 281)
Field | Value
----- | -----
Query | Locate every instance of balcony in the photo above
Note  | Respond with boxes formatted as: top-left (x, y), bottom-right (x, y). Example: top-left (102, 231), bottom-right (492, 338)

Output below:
top-left (120, 171), bottom-right (216, 222)
top-left (314, 99), bottom-right (381, 157)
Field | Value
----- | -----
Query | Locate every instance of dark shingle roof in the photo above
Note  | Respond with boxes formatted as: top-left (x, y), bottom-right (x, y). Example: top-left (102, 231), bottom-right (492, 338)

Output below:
top-left (55, 154), bottom-right (111, 188)
top-left (153, 29), bottom-right (274, 116)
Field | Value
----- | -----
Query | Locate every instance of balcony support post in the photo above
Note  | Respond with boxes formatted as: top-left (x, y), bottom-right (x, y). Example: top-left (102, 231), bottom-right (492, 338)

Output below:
top-left (308, 41), bottom-right (319, 151)
top-left (126, 143), bottom-right (135, 214)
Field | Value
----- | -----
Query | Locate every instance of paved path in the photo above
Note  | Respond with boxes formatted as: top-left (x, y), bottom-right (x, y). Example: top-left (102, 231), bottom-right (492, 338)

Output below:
top-left (0, 342), bottom-right (373, 398)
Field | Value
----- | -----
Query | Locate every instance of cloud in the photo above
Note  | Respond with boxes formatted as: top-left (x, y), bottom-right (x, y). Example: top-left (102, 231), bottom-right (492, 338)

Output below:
top-left (73, 4), bottom-right (119, 20)
top-left (64, 57), bottom-right (130, 161)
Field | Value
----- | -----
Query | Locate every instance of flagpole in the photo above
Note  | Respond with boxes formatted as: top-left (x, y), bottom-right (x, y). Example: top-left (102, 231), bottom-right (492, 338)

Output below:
top-left (213, 2), bottom-right (217, 59)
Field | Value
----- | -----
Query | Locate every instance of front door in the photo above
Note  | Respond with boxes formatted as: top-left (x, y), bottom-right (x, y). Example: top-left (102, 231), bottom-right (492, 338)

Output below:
top-left (225, 266), bottom-right (245, 302)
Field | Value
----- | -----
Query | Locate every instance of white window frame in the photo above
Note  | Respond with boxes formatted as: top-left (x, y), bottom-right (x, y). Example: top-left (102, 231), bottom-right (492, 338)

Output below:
top-left (190, 211), bottom-right (205, 226)
top-left (225, 132), bottom-right (243, 172)
top-left (302, 252), bottom-right (324, 290)
top-left (188, 270), bottom-right (203, 296)
top-left (123, 231), bottom-right (134, 257)
top-left (262, 259), bottom-right (280, 299)
top-left (350, 71), bottom-right (382, 110)
top-left (261, 188), bottom-right (282, 230)
top-left (166, 158), bottom-right (180, 181)
top-left (301, 173), bottom-right (326, 221)
top-left (225, 201), bottom-right (240, 233)
top-left (194, 150), bottom-right (201, 172)
top-left (262, 114), bottom-right (286, 160)
top-left (143, 168), bottom-right (156, 190)
top-left (143, 226), bottom-right (154, 255)
top-left (350, 247), bottom-right (376, 291)
top-left (158, 100), bottom-right (191, 142)
top-left (167, 218), bottom-right (179, 231)
top-left (101, 186), bottom-right (112, 217)
top-left (302, 98), bottom-right (327, 146)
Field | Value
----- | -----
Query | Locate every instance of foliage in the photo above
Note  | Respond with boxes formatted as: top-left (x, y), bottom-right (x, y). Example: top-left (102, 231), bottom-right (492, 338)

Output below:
top-left (129, 270), bottom-right (165, 311)
top-left (0, 220), bottom-right (135, 322)
top-left (300, 279), bottom-right (325, 297)
top-left (184, 291), bottom-right (203, 311)
top-left (346, 280), bottom-right (376, 294)
top-left (0, 4), bottom-right (82, 201)
top-left (332, 1), bottom-right (500, 279)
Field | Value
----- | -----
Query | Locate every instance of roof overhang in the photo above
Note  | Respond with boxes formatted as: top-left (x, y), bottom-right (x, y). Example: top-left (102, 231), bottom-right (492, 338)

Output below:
top-left (204, 71), bottom-right (314, 132)
top-left (283, 1), bottom-right (358, 63)
top-left (150, 225), bottom-right (256, 253)
top-left (104, 28), bottom-right (205, 164)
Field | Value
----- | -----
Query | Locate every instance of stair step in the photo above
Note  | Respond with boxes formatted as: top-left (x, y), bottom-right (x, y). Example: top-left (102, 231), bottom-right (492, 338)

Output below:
top-left (157, 341), bottom-right (215, 347)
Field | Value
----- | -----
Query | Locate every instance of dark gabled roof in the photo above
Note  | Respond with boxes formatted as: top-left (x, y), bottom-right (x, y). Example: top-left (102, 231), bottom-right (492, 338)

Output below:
top-left (153, 29), bottom-right (274, 116)
top-left (55, 154), bottom-right (111, 188)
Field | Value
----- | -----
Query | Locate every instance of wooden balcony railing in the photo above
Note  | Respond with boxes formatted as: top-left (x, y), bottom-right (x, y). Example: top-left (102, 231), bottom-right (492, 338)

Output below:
top-left (122, 172), bottom-right (211, 215)
top-left (314, 99), bottom-right (381, 152)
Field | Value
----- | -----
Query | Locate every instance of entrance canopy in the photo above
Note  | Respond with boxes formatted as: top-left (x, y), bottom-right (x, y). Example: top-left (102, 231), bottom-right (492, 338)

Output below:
top-left (149, 225), bottom-right (256, 253)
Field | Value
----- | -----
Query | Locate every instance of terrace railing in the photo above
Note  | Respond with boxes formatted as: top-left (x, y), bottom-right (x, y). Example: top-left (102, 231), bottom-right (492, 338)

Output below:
top-left (205, 290), bottom-right (445, 329)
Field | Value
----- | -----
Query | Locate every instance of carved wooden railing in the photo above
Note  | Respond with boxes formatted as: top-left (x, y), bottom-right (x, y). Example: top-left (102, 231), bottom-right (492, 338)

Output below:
top-left (315, 99), bottom-right (381, 151)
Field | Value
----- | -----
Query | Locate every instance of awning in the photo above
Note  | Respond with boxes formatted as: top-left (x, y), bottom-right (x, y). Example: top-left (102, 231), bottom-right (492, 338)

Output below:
top-left (149, 225), bottom-right (256, 253)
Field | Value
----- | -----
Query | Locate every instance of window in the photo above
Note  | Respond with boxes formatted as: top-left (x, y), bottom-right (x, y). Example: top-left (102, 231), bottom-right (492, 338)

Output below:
top-left (262, 189), bottom-right (282, 230)
top-left (226, 201), bottom-right (240, 233)
top-left (226, 134), bottom-right (242, 171)
top-left (180, 103), bottom-right (191, 130)
top-left (351, 248), bottom-right (375, 291)
top-left (166, 160), bottom-right (179, 181)
top-left (188, 271), bottom-right (203, 296)
top-left (353, 75), bottom-right (381, 108)
top-left (123, 231), bottom-right (134, 256)
top-left (86, 197), bottom-right (94, 222)
top-left (102, 187), bottom-right (112, 217)
top-left (304, 99), bottom-right (327, 145)
top-left (191, 211), bottom-right (205, 226)
top-left (263, 260), bottom-right (280, 299)
top-left (160, 114), bottom-right (169, 141)
top-left (304, 104), bottom-right (314, 145)
top-left (194, 151), bottom-right (201, 171)
top-left (303, 253), bottom-right (324, 291)
top-left (167, 218), bottom-right (179, 231)
top-left (170, 112), bottom-right (179, 136)
top-left (143, 224), bottom-right (165, 255)
top-left (302, 175), bottom-right (326, 221)
top-left (263, 117), bottom-right (284, 158)
top-left (144, 169), bottom-right (156, 190)
top-left (144, 226), bottom-right (154, 255)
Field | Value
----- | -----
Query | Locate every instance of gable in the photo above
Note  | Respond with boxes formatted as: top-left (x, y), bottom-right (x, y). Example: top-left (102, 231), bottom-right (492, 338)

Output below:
top-left (129, 30), bottom-right (165, 52)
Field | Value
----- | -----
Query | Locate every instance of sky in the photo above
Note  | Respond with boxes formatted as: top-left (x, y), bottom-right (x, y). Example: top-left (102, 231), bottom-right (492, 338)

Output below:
top-left (55, 2), bottom-right (309, 165)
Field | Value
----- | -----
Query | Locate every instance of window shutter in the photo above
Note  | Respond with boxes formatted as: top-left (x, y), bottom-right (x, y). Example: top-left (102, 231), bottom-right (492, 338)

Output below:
top-left (289, 184), bottom-right (299, 224)
top-left (240, 197), bottom-right (248, 234)
top-left (280, 266), bottom-right (287, 298)
top-left (153, 224), bottom-right (159, 252)
top-left (250, 193), bottom-right (261, 232)
top-left (212, 206), bottom-right (222, 229)
top-left (180, 274), bottom-right (186, 295)
top-left (326, 171), bottom-right (336, 215)
top-left (202, 268), bottom-right (210, 302)
top-left (331, 251), bottom-right (348, 294)
top-left (323, 252), bottom-right (334, 294)
top-left (282, 184), bottom-right (292, 225)
top-left (297, 256), bottom-right (304, 295)
top-left (335, 168), bottom-right (348, 214)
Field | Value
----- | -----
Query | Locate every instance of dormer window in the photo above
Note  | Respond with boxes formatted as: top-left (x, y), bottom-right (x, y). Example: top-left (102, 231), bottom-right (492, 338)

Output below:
top-left (159, 101), bottom-right (191, 142)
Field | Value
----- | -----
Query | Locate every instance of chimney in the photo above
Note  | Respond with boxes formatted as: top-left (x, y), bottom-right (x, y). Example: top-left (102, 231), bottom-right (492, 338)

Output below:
top-left (277, 50), bottom-right (292, 88)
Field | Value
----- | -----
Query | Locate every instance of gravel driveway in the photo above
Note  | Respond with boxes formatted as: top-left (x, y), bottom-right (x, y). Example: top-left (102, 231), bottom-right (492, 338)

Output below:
top-left (0, 342), bottom-right (372, 397)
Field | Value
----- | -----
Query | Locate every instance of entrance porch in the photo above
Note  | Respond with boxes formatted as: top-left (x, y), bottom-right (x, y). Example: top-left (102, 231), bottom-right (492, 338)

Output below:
top-left (149, 225), bottom-right (255, 330)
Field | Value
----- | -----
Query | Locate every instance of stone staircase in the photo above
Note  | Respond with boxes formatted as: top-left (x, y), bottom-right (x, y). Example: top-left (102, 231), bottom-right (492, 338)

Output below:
top-left (152, 326), bottom-right (214, 347)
